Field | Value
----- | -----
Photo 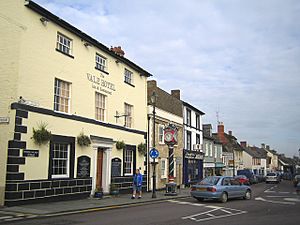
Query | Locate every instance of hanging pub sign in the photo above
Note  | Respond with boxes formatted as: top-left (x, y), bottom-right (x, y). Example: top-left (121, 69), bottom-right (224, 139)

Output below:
top-left (164, 124), bottom-right (178, 146)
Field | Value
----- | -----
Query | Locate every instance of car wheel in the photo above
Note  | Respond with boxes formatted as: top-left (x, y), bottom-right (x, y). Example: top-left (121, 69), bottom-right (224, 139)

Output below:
top-left (244, 190), bottom-right (251, 200)
top-left (220, 192), bottom-right (228, 203)
top-left (196, 197), bottom-right (204, 202)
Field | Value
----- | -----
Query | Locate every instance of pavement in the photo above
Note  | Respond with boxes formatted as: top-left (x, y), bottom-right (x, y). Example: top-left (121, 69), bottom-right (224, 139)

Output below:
top-left (0, 188), bottom-right (190, 223)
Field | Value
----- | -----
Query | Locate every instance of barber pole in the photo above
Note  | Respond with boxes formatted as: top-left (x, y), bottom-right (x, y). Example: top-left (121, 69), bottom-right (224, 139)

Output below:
top-left (164, 124), bottom-right (178, 180)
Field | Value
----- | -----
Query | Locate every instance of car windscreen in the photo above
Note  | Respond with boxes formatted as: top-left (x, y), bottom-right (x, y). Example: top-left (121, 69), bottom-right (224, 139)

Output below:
top-left (199, 177), bottom-right (220, 185)
top-left (267, 173), bottom-right (276, 176)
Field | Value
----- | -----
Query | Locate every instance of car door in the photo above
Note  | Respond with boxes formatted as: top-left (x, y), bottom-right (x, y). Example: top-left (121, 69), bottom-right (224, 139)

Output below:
top-left (222, 177), bottom-right (235, 198)
top-left (230, 178), bottom-right (243, 197)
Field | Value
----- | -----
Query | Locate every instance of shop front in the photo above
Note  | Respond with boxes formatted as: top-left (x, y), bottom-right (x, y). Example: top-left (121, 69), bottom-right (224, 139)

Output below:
top-left (183, 150), bottom-right (204, 185)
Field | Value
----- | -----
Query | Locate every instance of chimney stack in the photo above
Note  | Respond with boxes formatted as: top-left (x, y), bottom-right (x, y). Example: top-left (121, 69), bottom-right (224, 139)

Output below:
top-left (266, 145), bottom-right (270, 150)
top-left (240, 141), bottom-right (247, 148)
top-left (228, 130), bottom-right (232, 136)
top-left (110, 46), bottom-right (125, 57)
top-left (171, 90), bottom-right (180, 100)
top-left (261, 143), bottom-right (265, 149)
top-left (217, 122), bottom-right (227, 144)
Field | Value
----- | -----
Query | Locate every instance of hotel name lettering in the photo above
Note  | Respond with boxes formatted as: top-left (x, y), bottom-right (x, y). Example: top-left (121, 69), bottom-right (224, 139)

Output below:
top-left (87, 73), bottom-right (116, 95)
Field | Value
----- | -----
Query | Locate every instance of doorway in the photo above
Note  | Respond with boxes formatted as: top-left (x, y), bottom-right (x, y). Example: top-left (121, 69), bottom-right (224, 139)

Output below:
top-left (96, 148), bottom-right (104, 189)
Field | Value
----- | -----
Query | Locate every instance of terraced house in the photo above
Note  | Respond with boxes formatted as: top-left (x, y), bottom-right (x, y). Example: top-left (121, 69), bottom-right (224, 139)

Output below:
top-left (0, 0), bottom-right (151, 206)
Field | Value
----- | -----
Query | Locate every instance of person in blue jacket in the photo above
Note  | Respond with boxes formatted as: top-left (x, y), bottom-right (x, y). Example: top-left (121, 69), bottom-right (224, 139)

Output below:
top-left (132, 169), bottom-right (143, 199)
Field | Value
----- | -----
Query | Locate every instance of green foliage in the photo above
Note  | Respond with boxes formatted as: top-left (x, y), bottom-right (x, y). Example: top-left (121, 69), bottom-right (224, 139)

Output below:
top-left (32, 122), bottom-right (52, 145)
top-left (138, 142), bottom-right (147, 155)
top-left (77, 132), bottom-right (91, 147)
top-left (116, 140), bottom-right (125, 150)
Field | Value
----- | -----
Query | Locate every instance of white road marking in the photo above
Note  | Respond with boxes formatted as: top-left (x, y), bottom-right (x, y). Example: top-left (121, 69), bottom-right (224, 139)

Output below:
top-left (284, 198), bottom-right (300, 202)
top-left (255, 197), bottom-right (295, 205)
top-left (4, 217), bottom-right (23, 221)
top-left (182, 208), bottom-right (219, 219)
top-left (279, 191), bottom-right (290, 194)
top-left (266, 195), bottom-right (291, 198)
top-left (0, 216), bottom-right (13, 220)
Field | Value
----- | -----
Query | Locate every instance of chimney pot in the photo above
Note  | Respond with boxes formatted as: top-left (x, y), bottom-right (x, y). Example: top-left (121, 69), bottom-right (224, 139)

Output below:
top-left (228, 130), bottom-right (232, 136)
top-left (240, 141), bottom-right (247, 148)
top-left (261, 143), bottom-right (265, 149)
top-left (171, 90), bottom-right (180, 100)
top-left (266, 145), bottom-right (270, 150)
top-left (110, 46), bottom-right (125, 57)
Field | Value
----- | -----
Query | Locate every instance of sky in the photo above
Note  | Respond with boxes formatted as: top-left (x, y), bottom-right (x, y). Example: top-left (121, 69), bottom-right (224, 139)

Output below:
top-left (35, 0), bottom-right (300, 157)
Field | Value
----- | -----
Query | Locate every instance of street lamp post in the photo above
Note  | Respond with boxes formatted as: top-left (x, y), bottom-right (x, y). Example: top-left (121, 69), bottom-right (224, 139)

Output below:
top-left (151, 91), bottom-right (157, 198)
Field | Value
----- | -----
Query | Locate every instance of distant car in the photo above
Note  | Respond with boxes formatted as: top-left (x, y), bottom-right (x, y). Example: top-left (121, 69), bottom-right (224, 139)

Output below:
top-left (237, 169), bottom-right (257, 184)
top-left (190, 176), bottom-right (252, 203)
top-left (293, 175), bottom-right (300, 187)
top-left (265, 172), bottom-right (280, 184)
top-left (296, 183), bottom-right (300, 195)
top-left (234, 175), bottom-right (250, 185)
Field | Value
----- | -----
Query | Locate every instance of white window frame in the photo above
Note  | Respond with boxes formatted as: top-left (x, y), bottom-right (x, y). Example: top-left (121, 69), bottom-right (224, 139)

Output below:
top-left (54, 78), bottom-right (71, 114)
top-left (209, 143), bottom-right (213, 157)
top-left (173, 159), bottom-right (177, 178)
top-left (124, 149), bottom-right (133, 176)
top-left (161, 158), bottom-right (167, 179)
top-left (51, 143), bottom-right (70, 179)
top-left (158, 125), bottom-right (164, 144)
top-left (214, 146), bottom-right (218, 159)
top-left (205, 143), bottom-right (209, 156)
top-left (124, 69), bottom-right (133, 84)
top-left (124, 103), bottom-right (133, 128)
top-left (56, 32), bottom-right (72, 55)
top-left (186, 109), bottom-right (191, 126)
top-left (95, 53), bottom-right (107, 72)
top-left (95, 92), bottom-right (106, 122)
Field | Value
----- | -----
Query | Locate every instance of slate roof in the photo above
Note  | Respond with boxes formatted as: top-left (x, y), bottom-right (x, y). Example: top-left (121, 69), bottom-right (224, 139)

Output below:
top-left (212, 133), bottom-right (243, 153)
top-left (243, 146), bottom-right (267, 159)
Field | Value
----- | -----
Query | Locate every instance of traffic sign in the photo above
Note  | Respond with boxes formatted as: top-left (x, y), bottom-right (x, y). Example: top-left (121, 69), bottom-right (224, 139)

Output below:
top-left (149, 148), bottom-right (159, 159)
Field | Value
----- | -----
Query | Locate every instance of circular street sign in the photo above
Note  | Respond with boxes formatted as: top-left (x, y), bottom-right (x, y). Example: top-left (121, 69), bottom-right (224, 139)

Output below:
top-left (149, 148), bottom-right (159, 159)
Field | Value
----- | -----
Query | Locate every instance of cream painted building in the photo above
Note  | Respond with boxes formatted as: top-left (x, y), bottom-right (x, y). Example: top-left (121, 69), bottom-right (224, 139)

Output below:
top-left (0, 0), bottom-right (151, 206)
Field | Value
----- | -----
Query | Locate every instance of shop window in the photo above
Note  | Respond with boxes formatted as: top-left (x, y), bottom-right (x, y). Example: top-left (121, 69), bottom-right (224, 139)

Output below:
top-left (124, 149), bottom-right (133, 175)
top-left (95, 54), bottom-right (107, 72)
top-left (56, 32), bottom-right (72, 56)
top-left (51, 143), bottom-right (69, 178)
top-left (54, 78), bottom-right (71, 113)
top-left (49, 135), bottom-right (75, 179)
top-left (95, 92), bottom-right (106, 121)
top-left (124, 103), bottom-right (133, 128)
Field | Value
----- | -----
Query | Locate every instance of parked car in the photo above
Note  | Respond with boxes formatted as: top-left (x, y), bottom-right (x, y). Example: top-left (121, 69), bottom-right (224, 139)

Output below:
top-left (237, 169), bottom-right (257, 184)
top-left (265, 172), bottom-right (280, 184)
top-left (296, 182), bottom-right (300, 195)
top-left (190, 176), bottom-right (252, 203)
top-left (234, 175), bottom-right (250, 185)
top-left (293, 175), bottom-right (300, 187)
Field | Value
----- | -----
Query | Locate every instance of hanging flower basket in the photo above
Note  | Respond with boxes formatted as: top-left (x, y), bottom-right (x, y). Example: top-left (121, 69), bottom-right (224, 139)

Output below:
top-left (116, 140), bottom-right (125, 150)
top-left (138, 143), bottom-right (147, 155)
top-left (32, 122), bottom-right (52, 145)
top-left (77, 132), bottom-right (91, 147)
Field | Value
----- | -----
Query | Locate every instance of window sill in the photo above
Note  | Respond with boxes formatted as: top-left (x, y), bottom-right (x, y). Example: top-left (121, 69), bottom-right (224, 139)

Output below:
top-left (95, 67), bottom-right (109, 75)
top-left (55, 48), bottom-right (74, 59)
top-left (124, 81), bottom-right (135, 87)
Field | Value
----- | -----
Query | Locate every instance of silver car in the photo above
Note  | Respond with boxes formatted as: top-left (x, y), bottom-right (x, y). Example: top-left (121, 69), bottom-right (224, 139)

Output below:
top-left (190, 176), bottom-right (252, 203)
top-left (265, 172), bottom-right (280, 184)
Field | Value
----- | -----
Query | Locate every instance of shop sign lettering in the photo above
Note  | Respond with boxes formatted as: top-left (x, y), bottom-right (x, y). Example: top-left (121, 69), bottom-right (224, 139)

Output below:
top-left (87, 73), bottom-right (116, 95)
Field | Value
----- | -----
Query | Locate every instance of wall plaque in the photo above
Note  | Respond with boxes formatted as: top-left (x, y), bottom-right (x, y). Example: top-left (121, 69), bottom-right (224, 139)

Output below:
top-left (23, 149), bottom-right (39, 157)
top-left (111, 158), bottom-right (122, 177)
top-left (77, 156), bottom-right (91, 178)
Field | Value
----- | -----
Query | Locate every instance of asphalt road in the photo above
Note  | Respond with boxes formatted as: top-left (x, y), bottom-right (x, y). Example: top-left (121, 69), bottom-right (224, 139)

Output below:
top-left (3, 180), bottom-right (300, 225)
